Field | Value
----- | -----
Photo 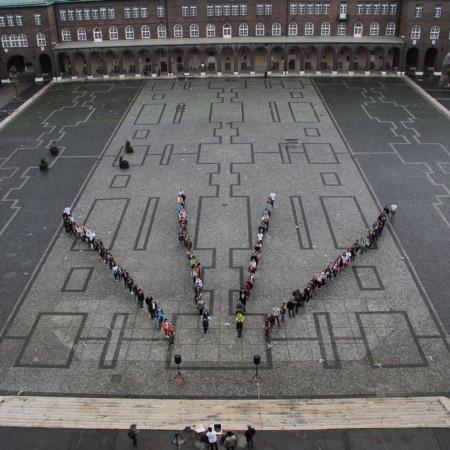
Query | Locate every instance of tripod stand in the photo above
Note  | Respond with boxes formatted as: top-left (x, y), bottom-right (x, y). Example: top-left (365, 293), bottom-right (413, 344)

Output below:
top-left (174, 362), bottom-right (185, 384)
top-left (250, 364), bottom-right (263, 383)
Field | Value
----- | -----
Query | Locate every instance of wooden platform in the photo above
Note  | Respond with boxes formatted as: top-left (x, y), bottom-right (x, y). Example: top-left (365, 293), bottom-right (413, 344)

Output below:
top-left (0, 396), bottom-right (449, 430)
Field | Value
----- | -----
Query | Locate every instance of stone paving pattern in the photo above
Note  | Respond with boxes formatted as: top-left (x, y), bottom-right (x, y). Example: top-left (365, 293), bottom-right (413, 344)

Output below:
top-left (0, 78), bottom-right (449, 398)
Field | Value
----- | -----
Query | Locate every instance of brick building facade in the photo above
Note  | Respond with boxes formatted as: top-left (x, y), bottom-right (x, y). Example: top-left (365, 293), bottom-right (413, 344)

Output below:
top-left (0, 0), bottom-right (449, 81)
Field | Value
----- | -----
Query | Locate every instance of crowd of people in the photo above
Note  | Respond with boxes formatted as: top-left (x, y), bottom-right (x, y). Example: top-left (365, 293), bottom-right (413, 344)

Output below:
top-left (62, 207), bottom-right (176, 344)
top-left (176, 191), bottom-right (211, 334)
top-left (233, 192), bottom-right (277, 338)
top-left (263, 204), bottom-right (398, 344)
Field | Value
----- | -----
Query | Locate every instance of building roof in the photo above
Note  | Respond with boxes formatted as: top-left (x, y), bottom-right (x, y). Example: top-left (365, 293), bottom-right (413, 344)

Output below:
top-left (0, 0), bottom-right (105, 9)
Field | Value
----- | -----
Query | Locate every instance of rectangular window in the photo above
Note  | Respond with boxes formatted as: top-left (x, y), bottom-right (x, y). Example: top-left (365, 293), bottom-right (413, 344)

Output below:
top-left (306, 3), bottom-right (314, 14)
top-left (356, 4), bottom-right (363, 15)
top-left (323, 3), bottom-right (331, 14)
top-left (68, 10), bottom-right (74, 20)
top-left (381, 3), bottom-right (388, 14)
top-left (256, 4), bottom-right (264, 15)
top-left (389, 3), bottom-right (397, 14)
top-left (215, 5), bottom-right (222, 15)
top-left (223, 4), bottom-right (230, 15)
top-left (190, 6), bottom-right (197, 16)
top-left (415, 5), bottom-right (422, 18)
top-left (340, 3), bottom-right (348, 15)
top-left (99, 8), bottom-right (107, 19)
top-left (207, 5), bottom-right (214, 16)
top-left (337, 23), bottom-right (346, 35)
top-left (92, 9), bottom-right (99, 19)
top-left (15, 15), bottom-right (23, 26)
top-left (157, 6), bottom-right (165, 17)
top-left (373, 3), bottom-right (380, 14)
top-left (434, 6), bottom-right (442, 18)
top-left (124, 8), bottom-right (131, 19)
top-left (132, 7), bottom-right (139, 18)
top-left (59, 10), bottom-right (67, 21)
top-left (0, 16), bottom-right (5, 27)
top-left (240, 4), bottom-right (247, 15)
top-left (364, 4), bottom-right (372, 14)
top-left (76, 9), bottom-right (83, 20)
top-left (315, 4), bottom-right (322, 14)
top-left (83, 9), bottom-right (90, 20)
top-left (34, 13), bottom-right (42, 25)
top-left (108, 8), bottom-right (115, 19)
top-left (290, 3), bottom-right (297, 14)
top-left (182, 6), bottom-right (189, 16)
top-left (232, 4), bottom-right (239, 15)
top-left (299, 4), bottom-right (306, 14)
top-left (140, 7), bottom-right (148, 18)
top-left (265, 3), bottom-right (272, 15)
top-left (7, 15), bottom-right (14, 26)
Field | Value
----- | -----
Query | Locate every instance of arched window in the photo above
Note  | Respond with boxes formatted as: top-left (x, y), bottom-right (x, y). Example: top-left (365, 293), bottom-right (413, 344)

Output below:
top-left (77, 28), bottom-right (86, 41)
top-left (125, 25), bottom-right (134, 40)
top-left (1, 35), bottom-right (10, 48)
top-left (141, 25), bottom-right (150, 39)
top-left (239, 23), bottom-right (248, 37)
top-left (410, 25), bottom-right (420, 40)
top-left (430, 25), bottom-right (440, 40)
top-left (157, 24), bottom-right (166, 38)
top-left (255, 23), bottom-right (265, 36)
top-left (223, 23), bottom-right (232, 37)
top-left (61, 29), bottom-right (71, 42)
top-left (206, 23), bottom-right (215, 37)
top-left (288, 22), bottom-right (298, 36)
top-left (385, 23), bottom-right (396, 36)
top-left (109, 26), bottom-right (118, 40)
top-left (190, 24), bottom-right (199, 38)
top-left (304, 22), bottom-right (314, 36)
top-left (10, 34), bottom-right (19, 47)
top-left (36, 32), bottom-right (46, 47)
top-left (369, 22), bottom-right (379, 36)
top-left (337, 23), bottom-right (346, 35)
top-left (18, 33), bottom-right (28, 47)
top-left (93, 26), bottom-right (102, 41)
top-left (354, 22), bottom-right (363, 37)
top-left (174, 24), bottom-right (183, 38)
top-left (272, 22), bottom-right (281, 36)
top-left (321, 22), bottom-right (331, 36)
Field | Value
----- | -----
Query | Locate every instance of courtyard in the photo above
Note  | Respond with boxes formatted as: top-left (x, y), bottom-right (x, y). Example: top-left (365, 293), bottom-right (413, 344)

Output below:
top-left (0, 77), bottom-right (449, 399)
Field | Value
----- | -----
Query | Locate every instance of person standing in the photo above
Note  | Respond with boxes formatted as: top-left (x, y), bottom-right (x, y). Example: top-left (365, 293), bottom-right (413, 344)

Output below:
top-left (168, 325), bottom-right (176, 345)
top-left (245, 425), bottom-right (256, 448)
top-left (235, 311), bottom-right (245, 338)
top-left (202, 312), bottom-right (210, 335)
top-left (206, 426), bottom-right (218, 450)
top-left (271, 306), bottom-right (281, 326)
top-left (287, 298), bottom-right (295, 318)
top-left (128, 424), bottom-right (138, 447)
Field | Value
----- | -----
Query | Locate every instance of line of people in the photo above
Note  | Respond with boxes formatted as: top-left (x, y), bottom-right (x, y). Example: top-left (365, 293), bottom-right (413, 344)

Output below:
top-left (234, 192), bottom-right (277, 338)
top-left (263, 204), bottom-right (398, 343)
top-left (62, 207), bottom-right (176, 344)
top-left (176, 191), bottom-right (211, 335)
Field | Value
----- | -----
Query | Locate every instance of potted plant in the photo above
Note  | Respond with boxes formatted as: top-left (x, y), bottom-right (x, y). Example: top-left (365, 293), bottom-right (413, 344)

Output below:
top-left (125, 140), bottom-right (134, 153)
top-left (39, 158), bottom-right (49, 170)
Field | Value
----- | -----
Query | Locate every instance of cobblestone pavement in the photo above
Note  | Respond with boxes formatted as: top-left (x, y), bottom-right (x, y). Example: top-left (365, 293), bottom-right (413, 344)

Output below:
top-left (0, 78), bottom-right (449, 398)
top-left (1, 427), bottom-right (450, 450)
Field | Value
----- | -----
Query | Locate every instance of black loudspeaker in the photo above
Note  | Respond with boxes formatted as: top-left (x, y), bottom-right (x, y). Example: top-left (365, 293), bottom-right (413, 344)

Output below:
top-left (174, 354), bottom-right (182, 365)
top-left (253, 354), bottom-right (261, 366)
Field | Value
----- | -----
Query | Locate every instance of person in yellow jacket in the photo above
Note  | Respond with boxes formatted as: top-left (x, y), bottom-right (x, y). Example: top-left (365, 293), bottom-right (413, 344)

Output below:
top-left (235, 311), bottom-right (245, 338)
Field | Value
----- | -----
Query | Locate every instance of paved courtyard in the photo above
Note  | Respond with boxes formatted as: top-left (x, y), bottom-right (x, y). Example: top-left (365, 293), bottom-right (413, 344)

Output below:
top-left (0, 77), bottom-right (449, 399)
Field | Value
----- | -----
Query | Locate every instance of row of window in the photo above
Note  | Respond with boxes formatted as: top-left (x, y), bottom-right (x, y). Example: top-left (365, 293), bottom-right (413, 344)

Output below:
top-left (410, 25), bottom-right (443, 40)
top-left (0, 15), bottom-right (23, 27)
top-left (1, 33), bottom-right (29, 48)
top-left (59, 8), bottom-right (116, 21)
top-left (60, 22), bottom-right (401, 41)
top-left (414, 5), bottom-right (442, 19)
top-left (356, 3), bottom-right (397, 15)
top-left (207, 4), bottom-right (248, 16)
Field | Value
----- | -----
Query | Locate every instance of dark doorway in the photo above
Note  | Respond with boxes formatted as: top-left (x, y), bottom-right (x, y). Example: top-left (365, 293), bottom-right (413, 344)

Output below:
top-left (7, 55), bottom-right (25, 72)
top-left (424, 47), bottom-right (438, 70)
top-left (405, 48), bottom-right (419, 71)
top-left (39, 54), bottom-right (52, 76)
